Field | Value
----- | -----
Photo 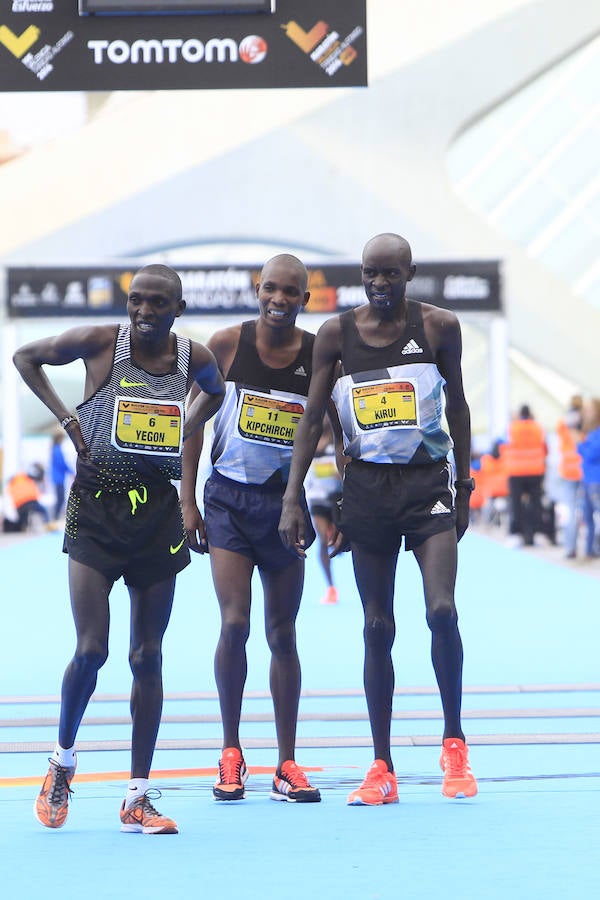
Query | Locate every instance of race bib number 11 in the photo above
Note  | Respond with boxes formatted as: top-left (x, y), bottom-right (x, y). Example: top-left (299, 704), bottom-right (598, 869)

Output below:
top-left (237, 390), bottom-right (305, 447)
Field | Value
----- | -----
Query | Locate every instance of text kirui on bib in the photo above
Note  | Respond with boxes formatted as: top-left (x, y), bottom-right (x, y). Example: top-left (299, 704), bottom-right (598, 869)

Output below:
top-left (236, 389), bottom-right (305, 447)
top-left (352, 380), bottom-right (420, 430)
top-left (111, 397), bottom-right (184, 456)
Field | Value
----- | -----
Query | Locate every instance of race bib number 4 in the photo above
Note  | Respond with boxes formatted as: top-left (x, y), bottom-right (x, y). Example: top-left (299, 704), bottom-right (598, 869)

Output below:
top-left (352, 380), bottom-right (419, 430)
top-left (111, 397), bottom-right (184, 456)
top-left (237, 390), bottom-right (305, 447)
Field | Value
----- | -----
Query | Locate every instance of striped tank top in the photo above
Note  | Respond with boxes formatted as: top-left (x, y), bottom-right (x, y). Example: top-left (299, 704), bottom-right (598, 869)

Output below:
top-left (75, 324), bottom-right (191, 492)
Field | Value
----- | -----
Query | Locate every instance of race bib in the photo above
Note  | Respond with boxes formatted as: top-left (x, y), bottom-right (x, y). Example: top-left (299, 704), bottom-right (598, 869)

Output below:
top-left (236, 389), bottom-right (305, 447)
top-left (111, 396), bottom-right (184, 456)
top-left (352, 380), bottom-right (419, 431)
top-left (313, 460), bottom-right (338, 479)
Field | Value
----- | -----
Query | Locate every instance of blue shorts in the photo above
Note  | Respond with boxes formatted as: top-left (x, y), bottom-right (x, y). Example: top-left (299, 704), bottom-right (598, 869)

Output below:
top-left (340, 459), bottom-right (456, 553)
top-left (204, 470), bottom-right (316, 571)
top-left (63, 480), bottom-right (190, 589)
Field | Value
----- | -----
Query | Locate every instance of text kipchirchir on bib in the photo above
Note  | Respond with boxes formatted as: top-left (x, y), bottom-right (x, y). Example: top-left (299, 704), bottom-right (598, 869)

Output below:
top-left (236, 389), bottom-right (305, 447)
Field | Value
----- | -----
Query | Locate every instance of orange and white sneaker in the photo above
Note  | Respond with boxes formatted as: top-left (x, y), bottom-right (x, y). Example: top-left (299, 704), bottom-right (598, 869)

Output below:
top-left (440, 738), bottom-right (478, 798)
top-left (320, 586), bottom-right (339, 605)
top-left (271, 760), bottom-right (321, 803)
top-left (347, 759), bottom-right (398, 806)
top-left (119, 789), bottom-right (178, 834)
top-left (34, 758), bottom-right (76, 828)
top-left (213, 747), bottom-right (249, 801)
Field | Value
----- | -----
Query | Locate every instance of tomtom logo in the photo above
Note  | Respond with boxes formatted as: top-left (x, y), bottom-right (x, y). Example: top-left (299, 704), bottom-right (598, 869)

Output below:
top-left (87, 34), bottom-right (268, 66)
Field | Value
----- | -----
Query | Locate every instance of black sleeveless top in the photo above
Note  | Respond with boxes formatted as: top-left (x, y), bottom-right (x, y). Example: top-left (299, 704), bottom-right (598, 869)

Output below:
top-left (332, 301), bottom-right (452, 465)
top-left (211, 321), bottom-right (315, 485)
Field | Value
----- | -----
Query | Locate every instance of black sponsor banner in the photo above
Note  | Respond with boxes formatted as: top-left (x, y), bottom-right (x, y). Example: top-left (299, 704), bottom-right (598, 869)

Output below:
top-left (6, 261), bottom-right (502, 318)
top-left (0, 0), bottom-right (366, 90)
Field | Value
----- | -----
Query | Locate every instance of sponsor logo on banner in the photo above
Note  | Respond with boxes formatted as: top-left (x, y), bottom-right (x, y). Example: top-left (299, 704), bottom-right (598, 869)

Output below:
top-left (0, 19), bottom-right (73, 79)
top-left (443, 275), bottom-right (491, 301)
top-left (11, 2), bottom-right (54, 11)
top-left (282, 16), bottom-right (363, 77)
top-left (86, 33), bottom-right (268, 66)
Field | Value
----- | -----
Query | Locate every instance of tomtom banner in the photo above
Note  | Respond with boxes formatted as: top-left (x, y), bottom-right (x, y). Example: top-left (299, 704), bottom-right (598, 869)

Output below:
top-left (0, 0), bottom-right (367, 90)
top-left (6, 261), bottom-right (502, 318)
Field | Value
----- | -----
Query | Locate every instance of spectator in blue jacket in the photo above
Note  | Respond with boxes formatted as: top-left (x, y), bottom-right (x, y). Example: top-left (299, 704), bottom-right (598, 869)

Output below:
top-left (577, 398), bottom-right (600, 559)
top-left (50, 429), bottom-right (73, 521)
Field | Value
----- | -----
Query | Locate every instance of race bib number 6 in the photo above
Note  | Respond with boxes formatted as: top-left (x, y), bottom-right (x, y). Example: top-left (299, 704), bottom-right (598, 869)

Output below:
top-left (237, 389), bottom-right (305, 447)
top-left (111, 396), bottom-right (184, 456)
top-left (352, 380), bottom-right (420, 430)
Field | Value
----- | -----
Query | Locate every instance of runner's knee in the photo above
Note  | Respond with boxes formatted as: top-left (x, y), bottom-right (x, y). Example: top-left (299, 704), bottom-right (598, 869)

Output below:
top-left (426, 601), bottom-right (458, 633)
top-left (73, 641), bottom-right (108, 674)
top-left (219, 616), bottom-right (251, 650)
top-left (364, 615), bottom-right (395, 653)
top-left (266, 621), bottom-right (296, 656)
top-left (129, 643), bottom-right (162, 680)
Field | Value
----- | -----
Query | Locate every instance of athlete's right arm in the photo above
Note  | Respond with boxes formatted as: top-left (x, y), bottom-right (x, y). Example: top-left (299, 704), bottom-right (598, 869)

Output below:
top-left (180, 328), bottom-right (236, 554)
top-left (13, 325), bottom-right (116, 458)
top-left (279, 317), bottom-right (342, 556)
top-left (181, 381), bottom-right (209, 553)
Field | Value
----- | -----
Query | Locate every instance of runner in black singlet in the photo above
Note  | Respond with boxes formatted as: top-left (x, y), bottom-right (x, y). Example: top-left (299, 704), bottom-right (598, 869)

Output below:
top-left (13, 264), bottom-right (225, 833)
top-left (181, 254), bottom-right (322, 804)
top-left (279, 234), bottom-right (478, 805)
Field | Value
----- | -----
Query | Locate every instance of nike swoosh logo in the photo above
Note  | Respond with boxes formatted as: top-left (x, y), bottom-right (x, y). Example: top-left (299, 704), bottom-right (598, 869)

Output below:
top-left (169, 538), bottom-right (186, 555)
top-left (120, 378), bottom-right (149, 388)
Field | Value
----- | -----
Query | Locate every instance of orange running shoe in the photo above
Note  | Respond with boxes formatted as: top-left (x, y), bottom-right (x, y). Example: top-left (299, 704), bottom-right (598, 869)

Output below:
top-left (213, 747), bottom-right (248, 801)
top-left (34, 758), bottom-right (76, 828)
top-left (119, 789), bottom-right (178, 834)
top-left (347, 759), bottom-right (398, 806)
top-left (271, 760), bottom-right (321, 803)
top-left (320, 586), bottom-right (339, 605)
top-left (440, 738), bottom-right (478, 798)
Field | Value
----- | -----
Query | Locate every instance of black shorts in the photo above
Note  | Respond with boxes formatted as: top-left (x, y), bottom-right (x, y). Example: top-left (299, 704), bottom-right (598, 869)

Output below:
top-left (340, 459), bottom-right (456, 553)
top-left (204, 470), bottom-right (316, 571)
top-left (309, 492), bottom-right (342, 522)
top-left (63, 480), bottom-right (190, 589)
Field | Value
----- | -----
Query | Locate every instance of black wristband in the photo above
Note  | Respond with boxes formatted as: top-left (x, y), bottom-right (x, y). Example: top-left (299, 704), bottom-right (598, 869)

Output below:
top-left (60, 415), bottom-right (78, 430)
top-left (455, 477), bottom-right (475, 492)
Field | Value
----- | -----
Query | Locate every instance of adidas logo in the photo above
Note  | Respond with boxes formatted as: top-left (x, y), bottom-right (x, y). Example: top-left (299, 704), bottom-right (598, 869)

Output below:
top-left (401, 339), bottom-right (423, 355)
top-left (431, 499), bottom-right (451, 515)
top-left (294, 365), bottom-right (307, 376)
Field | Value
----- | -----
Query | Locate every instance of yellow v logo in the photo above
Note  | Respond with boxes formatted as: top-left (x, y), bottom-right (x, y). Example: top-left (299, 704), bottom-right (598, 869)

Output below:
top-left (0, 24), bottom-right (41, 59)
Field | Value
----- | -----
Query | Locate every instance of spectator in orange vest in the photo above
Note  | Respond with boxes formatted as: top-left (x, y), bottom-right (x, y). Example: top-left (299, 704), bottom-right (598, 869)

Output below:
top-left (6, 465), bottom-right (50, 532)
top-left (504, 405), bottom-right (547, 546)
top-left (556, 396), bottom-right (583, 559)
top-left (468, 453), bottom-right (485, 524)
top-left (478, 439), bottom-right (509, 527)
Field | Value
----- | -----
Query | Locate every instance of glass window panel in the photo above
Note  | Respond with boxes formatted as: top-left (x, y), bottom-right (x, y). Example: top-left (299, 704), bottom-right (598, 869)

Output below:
top-left (447, 120), bottom-right (503, 182)
top-left (543, 127), bottom-right (600, 193)
top-left (483, 77), bottom-right (553, 133)
top-left (535, 219), bottom-right (598, 275)
top-left (494, 187), bottom-right (565, 243)
top-left (582, 189), bottom-right (600, 229)
top-left (564, 60), bottom-right (600, 109)
top-left (517, 101), bottom-right (583, 158)
top-left (463, 147), bottom-right (546, 211)
top-left (580, 281), bottom-right (600, 312)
